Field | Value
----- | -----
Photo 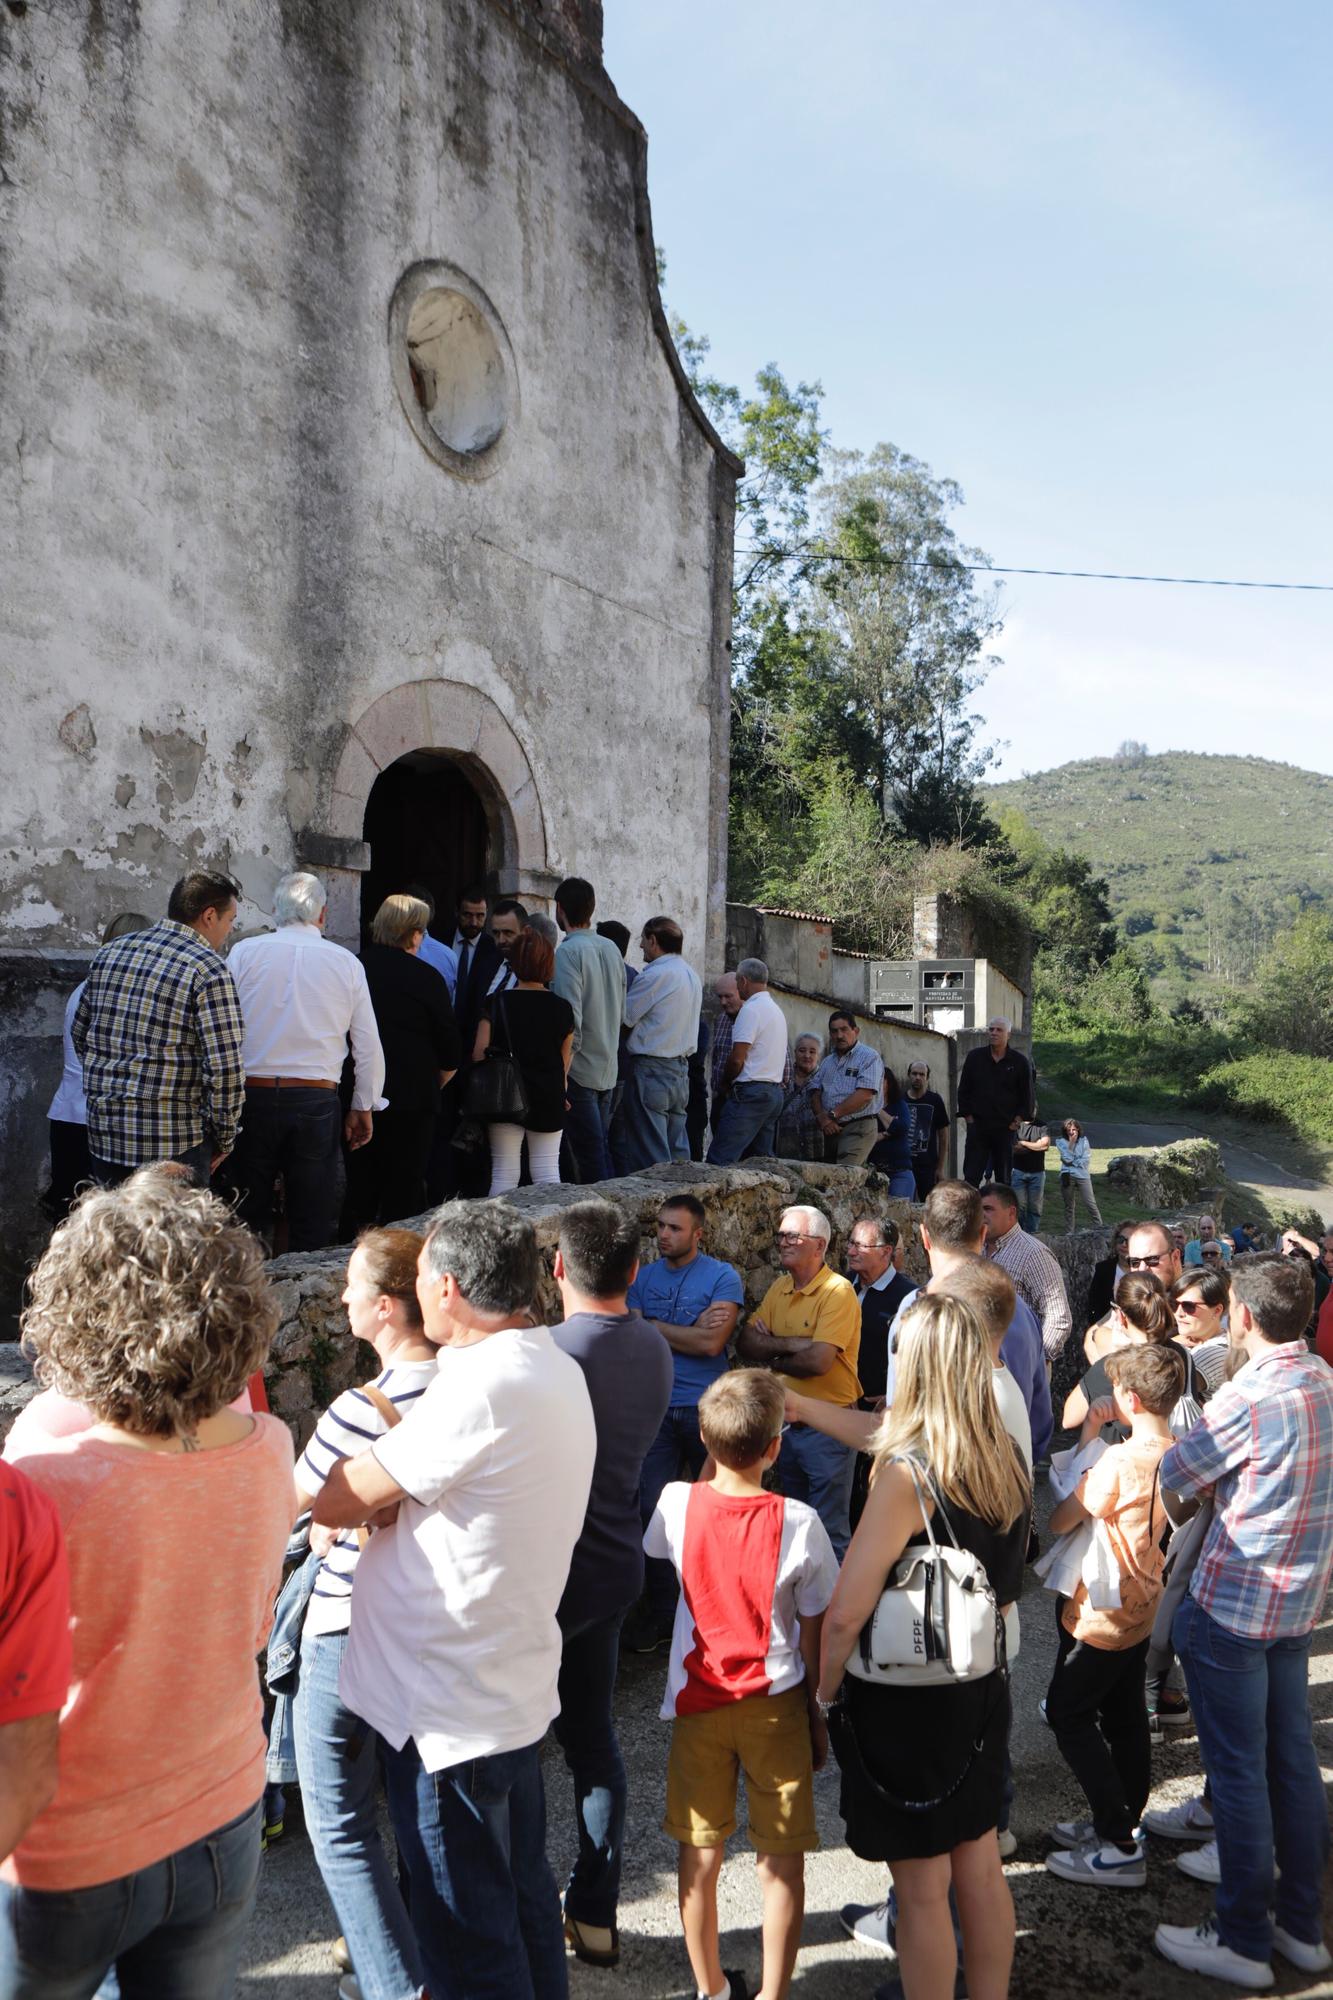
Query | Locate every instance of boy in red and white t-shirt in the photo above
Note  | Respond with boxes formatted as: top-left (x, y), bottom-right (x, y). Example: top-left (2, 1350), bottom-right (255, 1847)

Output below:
top-left (644, 1368), bottom-right (838, 2000)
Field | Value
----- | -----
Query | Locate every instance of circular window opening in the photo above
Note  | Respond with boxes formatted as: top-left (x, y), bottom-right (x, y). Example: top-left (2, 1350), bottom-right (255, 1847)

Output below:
top-left (406, 288), bottom-right (507, 457)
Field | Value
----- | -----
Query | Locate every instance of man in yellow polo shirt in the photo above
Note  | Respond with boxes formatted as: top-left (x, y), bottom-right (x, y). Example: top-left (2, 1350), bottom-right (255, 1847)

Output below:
top-left (736, 1203), bottom-right (861, 1556)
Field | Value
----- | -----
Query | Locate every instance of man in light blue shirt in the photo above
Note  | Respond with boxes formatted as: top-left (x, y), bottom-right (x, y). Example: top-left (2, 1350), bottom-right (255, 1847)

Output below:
top-left (551, 877), bottom-right (629, 1183)
top-left (403, 884), bottom-right (459, 998)
top-left (618, 916), bottom-right (703, 1171)
top-left (623, 1193), bottom-right (745, 1648)
top-left (810, 1012), bottom-right (885, 1166)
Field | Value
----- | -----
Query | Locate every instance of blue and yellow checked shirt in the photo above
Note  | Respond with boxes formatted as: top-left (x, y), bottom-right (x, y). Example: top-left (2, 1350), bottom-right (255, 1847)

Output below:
top-left (72, 919), bottom-right (246, 1166)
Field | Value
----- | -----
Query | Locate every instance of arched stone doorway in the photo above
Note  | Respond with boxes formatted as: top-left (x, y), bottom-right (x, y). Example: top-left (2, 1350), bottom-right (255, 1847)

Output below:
top-left (312, 679), bottom-right (557, 948)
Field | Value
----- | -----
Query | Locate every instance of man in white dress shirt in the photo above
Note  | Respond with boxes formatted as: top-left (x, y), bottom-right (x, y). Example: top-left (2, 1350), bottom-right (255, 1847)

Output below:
top-left (619, 916), bottom-right (703, 1172)
top-left (705, 957), bottom-right (790, 1164)
top-left (225, 872), bottom-right (384, 1249)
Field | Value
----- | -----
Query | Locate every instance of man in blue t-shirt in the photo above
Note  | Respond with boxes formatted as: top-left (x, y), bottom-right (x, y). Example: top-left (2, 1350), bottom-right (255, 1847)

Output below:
top-left (623, 1193), bottom-right (745, 1650)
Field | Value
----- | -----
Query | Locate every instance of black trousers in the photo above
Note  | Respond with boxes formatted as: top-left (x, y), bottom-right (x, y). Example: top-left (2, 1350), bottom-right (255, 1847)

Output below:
top-left (963, 1121), bottom-right (1014, 1187)
top-left (228, 1086), bottom-right (342, 1251)
top-left (343, 1102), bottom-right (437, 1232)
top-left (1045, 1607), bottom-right (1151, 1844)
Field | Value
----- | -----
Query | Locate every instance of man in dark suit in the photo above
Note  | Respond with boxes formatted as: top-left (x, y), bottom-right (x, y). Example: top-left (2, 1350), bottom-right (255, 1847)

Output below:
top-left (428, 885), bottom-right (503, 1200)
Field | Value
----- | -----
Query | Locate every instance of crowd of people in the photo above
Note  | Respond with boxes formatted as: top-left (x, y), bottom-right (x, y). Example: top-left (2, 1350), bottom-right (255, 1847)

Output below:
top-left (45, 867), bottom-right (1122, 1251)
top-left (4, 867), bottom-right (1332, 2000)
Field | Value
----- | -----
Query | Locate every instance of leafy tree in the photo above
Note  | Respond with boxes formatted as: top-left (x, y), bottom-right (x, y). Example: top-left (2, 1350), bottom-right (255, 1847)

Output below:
top-left (1240, 913), bottom-right (1333, 1058)
top-left (812, 446), bottom-right (1003, 844)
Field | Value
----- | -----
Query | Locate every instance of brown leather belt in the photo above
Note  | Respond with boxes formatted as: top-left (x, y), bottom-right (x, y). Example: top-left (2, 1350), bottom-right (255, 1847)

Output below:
top-left (245, 1076), bottom-right (338, 1090)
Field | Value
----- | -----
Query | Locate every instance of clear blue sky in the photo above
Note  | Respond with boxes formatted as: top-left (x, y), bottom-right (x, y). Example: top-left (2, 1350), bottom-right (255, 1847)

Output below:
top-left (604, 0), bottom-right (1333, 781)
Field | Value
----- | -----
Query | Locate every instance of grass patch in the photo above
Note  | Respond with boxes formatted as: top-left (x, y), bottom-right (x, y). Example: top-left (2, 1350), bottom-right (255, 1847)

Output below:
top-left (1190, 1051), bottom-right (1333, 1155)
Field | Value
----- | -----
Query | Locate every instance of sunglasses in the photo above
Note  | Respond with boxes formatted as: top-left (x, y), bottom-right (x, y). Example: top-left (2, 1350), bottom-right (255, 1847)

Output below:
top-left (1128, 1253), bottom-right (1167, 1269)
top-left (1175, 1299), bottom-right (1208, 1316)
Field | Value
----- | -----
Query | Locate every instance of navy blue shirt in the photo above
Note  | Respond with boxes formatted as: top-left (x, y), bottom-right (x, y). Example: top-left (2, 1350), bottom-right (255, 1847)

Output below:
top-left (551, 1311), bottom-right (673, 1631)
top-left (627, 1252), bottom-right (746, 1406)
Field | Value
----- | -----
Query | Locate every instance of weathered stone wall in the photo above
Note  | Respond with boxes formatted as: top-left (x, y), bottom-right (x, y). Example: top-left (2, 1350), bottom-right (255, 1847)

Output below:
top-left (0, 0), bottom-right (738, 1272)
top-left (1105, 1139), bottom-right (1224, 1210)
top-left (0, 1164), bottom-right (1111, 1448)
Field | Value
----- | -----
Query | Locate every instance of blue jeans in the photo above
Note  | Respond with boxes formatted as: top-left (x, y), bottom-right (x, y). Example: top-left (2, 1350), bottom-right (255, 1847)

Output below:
top-left (638, 1407), bottom-right (709, 1620)
top-left (381, 1735), bottom-right (567, 2000)
top-left (1174, 1595), bottom-right (1330, 1962)
top-left (563, 1081), bottom-right (613, 1184)
top-left (776, 1422), bottom-right (856, 1560)
top-left (618, 1056), bottom-right (689, 1172)
top-left (0, 1801), bottom-right (260, 2000)
top-left (706, 1080), bottom-right (785, 1164)
top-left (228, 1085), bottom-right (343, 1249)
top-left (1010, 1167), bottom-right (1046, 1233)
top-left (292, 1628), bottom-right (423, 2000)
top-left (552, 1613), bottom-right (628, 1931)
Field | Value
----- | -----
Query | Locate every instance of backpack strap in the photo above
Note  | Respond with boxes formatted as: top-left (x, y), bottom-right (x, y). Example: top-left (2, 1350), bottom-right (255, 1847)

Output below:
top-left (354, 1381), bottom-right (403, 1548)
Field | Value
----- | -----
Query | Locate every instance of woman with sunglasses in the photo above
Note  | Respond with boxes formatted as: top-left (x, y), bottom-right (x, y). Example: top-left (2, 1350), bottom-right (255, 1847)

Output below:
top-left (1169, 1266), bottom-right (1231, 1396)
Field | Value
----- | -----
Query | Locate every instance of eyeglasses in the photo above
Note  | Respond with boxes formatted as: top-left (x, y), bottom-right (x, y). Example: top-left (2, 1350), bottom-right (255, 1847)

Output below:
top-left (774, 1423), bottom-right (790, 1441)
top-left (776, 1231), bottom-right (815, 1246)
top-left (1128, 1253), bottom-right (1166, 1269)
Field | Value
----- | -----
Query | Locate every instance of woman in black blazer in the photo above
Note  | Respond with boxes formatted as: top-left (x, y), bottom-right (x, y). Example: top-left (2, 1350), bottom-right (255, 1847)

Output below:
top-left (343, 894), bottom-right (461, 1230)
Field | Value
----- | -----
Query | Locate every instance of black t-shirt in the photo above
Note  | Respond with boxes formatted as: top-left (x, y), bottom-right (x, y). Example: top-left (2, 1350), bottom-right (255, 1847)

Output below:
top-left (486, 988), bottom-right (575, 1131)
top-left (1079, 1339), bottom-right (1198, 1440)
top-left (1012, 1120), bottom-right (1048, 1171)
top-left (907, 1090), bottom-right (949, 1162)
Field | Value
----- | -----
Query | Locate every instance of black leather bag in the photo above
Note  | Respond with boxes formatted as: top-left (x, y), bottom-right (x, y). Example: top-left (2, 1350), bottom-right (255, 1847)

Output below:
top-left (463, 994), bottom-right (530, 1123)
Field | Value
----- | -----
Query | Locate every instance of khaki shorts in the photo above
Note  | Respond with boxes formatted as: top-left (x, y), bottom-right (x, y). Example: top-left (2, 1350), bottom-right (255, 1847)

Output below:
top-left (664, 1686), bottom-right (818, 1854)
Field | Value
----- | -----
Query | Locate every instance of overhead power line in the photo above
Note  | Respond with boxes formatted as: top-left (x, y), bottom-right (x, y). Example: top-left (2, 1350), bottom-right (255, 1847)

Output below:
top-left (735, 549), bottom-right (1333, 593)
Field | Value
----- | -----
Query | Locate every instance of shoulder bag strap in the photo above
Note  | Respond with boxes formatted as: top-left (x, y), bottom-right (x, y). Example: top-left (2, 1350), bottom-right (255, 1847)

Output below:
top-left (354, 1382), bottom-right (403, 1547)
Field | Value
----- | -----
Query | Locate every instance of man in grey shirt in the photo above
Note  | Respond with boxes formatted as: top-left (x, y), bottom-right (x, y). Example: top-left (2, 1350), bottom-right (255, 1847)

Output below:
top-left (618, 916), bottom-right (703, 1171)
top-left (810, 1010), bottom-right (885, 1167)
top-left (552, 876), bottom-right (630, 1183)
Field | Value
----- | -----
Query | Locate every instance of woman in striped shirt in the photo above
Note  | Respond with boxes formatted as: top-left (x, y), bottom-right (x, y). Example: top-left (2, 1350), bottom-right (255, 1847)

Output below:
top-left (291, 1228), bottom-right (438, 2000)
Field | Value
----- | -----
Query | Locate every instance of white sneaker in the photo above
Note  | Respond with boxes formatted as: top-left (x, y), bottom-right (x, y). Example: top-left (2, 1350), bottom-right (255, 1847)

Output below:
top-left (1272, 1926), bottom-right (1333, 1974)
top-left (1154, 1916), bottom-right (1273, 1989)
top-left (1176, 1839), bottom-right (1221, 1884)
top-left (1045, 1839), bottom-right (1146, 1888)
top-left (839, 1898), bottom-right (896, 1955)
top-left (997, 1828), bottom-right (1017, 1859)
top-left (1140, 1794), bottom-right (1214, 1841)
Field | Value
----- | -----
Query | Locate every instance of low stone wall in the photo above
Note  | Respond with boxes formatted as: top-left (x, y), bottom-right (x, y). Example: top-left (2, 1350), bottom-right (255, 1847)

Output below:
top-left (1105, 1138), bottom-right (1223, 1210)
top-left (0, 1163), bottom-right (1112, 1448)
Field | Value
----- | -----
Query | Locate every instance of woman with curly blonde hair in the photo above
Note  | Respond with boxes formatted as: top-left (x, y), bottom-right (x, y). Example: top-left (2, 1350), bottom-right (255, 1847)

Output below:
top-left (817, 1293), bottom-right (1031, 2000)
top-left (1, 1167), bottom-right (296, 1999)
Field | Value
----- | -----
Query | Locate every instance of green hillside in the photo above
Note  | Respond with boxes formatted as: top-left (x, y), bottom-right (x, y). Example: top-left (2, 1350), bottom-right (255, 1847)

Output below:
top-left (984, 751), bottom-right (1333, 1004)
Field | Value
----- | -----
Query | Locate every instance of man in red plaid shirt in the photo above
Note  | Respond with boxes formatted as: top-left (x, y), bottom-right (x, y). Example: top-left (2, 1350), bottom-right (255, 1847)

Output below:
top-left (1154, 1253), bottom-right (1333, 1990)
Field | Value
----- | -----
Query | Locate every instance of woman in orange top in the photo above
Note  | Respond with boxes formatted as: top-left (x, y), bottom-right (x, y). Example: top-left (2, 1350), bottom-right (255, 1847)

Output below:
top-left (1, 1166), bottom-right (295, 2000)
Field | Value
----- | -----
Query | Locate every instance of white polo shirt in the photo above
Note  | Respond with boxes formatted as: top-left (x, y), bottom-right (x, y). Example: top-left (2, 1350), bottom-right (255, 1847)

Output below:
top-left (730, 990), bottom-right (789, 1085)
top-left (339, 1325), bottom-right (596, 1772)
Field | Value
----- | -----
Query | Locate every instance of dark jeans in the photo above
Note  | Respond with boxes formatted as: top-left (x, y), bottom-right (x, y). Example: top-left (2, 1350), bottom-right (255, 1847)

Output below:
top-left (228, 1085), bottom-right (342, 1250)
top-left (563, 1080), bottom-right (614, 1184)
top-left (912, 1158), bottom-right (940, 1202)
top-left (46, 1119), bottom-right (92, 1216)
top-left (705, 1080), bottom-right (785, 1165)
top-left (552, 1612), bottom-right (628, 1931)
top-left (0, 1801), bottom-right (260, 2000)
top-left (963, 1121), bottom-right (1014, 1187)
top-left (90, 1139), bottom-right (211, 1189)
top-left (381, 1735), bottom-right (567, 2000)
top-left (638, 1407), bottom-right (709, 1620)
top-left (1174, 1595), bottom-right (1330, 1963)
top-left (1044, 1608), bottom-right (1150, 1844)
top-left (344, 1103), bottom-right (437, 1232)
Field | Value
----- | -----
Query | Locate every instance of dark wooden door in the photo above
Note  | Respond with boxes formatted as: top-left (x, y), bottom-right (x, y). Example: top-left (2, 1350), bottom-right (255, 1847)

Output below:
top-left (360, 753), bottom-right (492, 944)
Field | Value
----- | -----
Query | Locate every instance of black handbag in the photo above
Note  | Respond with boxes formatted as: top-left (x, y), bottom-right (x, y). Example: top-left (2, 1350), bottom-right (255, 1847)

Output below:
top-left (463, 993), bottom-right (531, 1123)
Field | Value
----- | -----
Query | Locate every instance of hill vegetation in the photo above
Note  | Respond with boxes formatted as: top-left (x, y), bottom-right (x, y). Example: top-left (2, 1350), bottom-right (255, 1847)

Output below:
top-left (984, 750), bottom-right (1333, 1008)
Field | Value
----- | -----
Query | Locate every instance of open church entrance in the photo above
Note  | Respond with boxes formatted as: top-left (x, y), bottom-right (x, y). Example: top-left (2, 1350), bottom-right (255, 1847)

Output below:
top-left (360, 750), bottom-right (493, 946)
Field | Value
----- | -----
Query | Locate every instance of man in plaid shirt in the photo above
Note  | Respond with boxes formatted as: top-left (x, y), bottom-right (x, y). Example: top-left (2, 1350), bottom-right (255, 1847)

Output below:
top-left (1154, 1253), bottom-right (1333, 1989)
top-left (73, 870), bottom-right (246, 1187)
top-left (981, 1182), bottom-right (1073, 1360)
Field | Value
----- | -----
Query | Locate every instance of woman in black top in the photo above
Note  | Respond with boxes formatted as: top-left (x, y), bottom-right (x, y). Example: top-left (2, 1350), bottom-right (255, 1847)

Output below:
top-left (1063, 1270), bottom-right (1199, 1435)
top-left (343, 894), bottom-right (460, 1231)
top-left (818, 1294), bottom-right (1031, 2000)
top-left (473, 927), bottom-right (575, 1195)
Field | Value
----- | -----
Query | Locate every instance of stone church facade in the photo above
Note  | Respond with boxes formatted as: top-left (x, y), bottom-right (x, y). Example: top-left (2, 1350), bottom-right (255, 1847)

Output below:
top-left (0, 0), bottom-right (738, 1281)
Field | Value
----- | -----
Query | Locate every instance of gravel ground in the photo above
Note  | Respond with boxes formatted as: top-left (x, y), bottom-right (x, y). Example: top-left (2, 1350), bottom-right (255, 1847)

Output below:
top-left (239, 1482), bottom-right (1333, 2000)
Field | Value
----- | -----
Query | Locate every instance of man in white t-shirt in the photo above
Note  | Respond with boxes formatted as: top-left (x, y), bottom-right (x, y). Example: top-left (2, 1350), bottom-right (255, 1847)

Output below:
top-left (705, 957), bottom-right (790, 1164)
top-left (312, 1201), bottom-right (596, 2000)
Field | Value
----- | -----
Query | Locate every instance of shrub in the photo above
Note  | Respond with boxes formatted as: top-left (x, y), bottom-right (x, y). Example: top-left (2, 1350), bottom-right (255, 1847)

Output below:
top-left (1190, 1051), bottom-right (1333, 1148)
